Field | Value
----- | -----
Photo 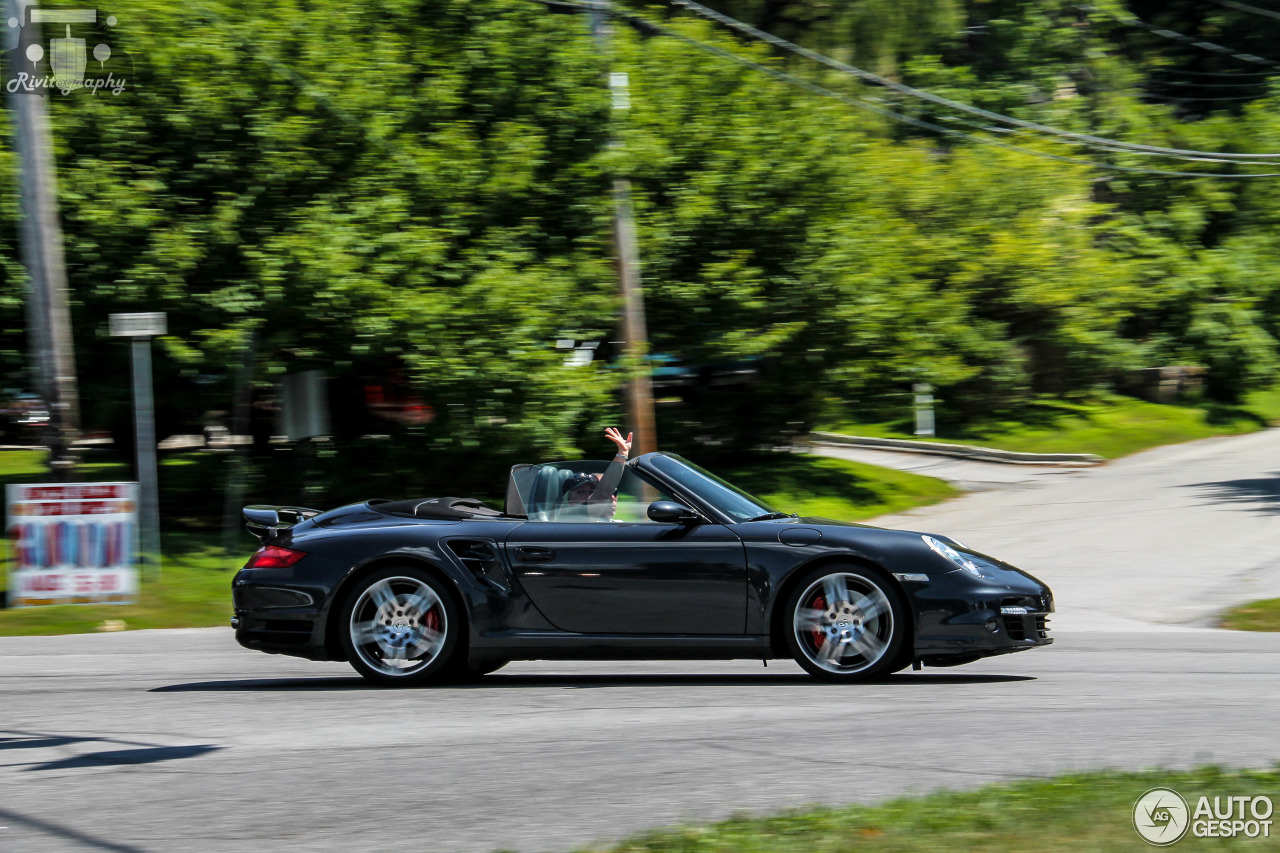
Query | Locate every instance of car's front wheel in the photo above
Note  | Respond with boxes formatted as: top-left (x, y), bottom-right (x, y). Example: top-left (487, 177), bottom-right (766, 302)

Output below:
top-left (340, 567), bottom-right (460, 687)
top-left (785, 565), bottom-right (907, 681)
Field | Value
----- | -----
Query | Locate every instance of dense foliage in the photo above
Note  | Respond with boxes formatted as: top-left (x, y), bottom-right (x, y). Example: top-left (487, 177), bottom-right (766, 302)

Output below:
top-left (4, 0), bottom-right (1280, 490)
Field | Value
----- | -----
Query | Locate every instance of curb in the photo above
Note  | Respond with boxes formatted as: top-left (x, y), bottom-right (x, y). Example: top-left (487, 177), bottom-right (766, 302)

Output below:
top-left (810, 432), bottom-right (1105, 467)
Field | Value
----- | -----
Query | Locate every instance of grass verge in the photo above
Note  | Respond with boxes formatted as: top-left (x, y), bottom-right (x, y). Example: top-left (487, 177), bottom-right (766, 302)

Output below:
top-left (0, 447), bottom-right (127, 480)
top-left (724, 453), bottom-right (958, 521)
top-left (824, 388), bottom-right (1280, 459)
top-left (1, 447), bottom-right (245, 635)
top-left (1220, 598), bottom-right (1280, 632)
top-left (578, 766), bottom-right (1279, 852)
top-left (0, 530), bottom-right (237, 636)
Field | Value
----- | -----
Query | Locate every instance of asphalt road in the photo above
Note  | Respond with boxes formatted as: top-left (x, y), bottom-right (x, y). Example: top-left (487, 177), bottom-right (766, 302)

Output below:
top-left (3, 430), bottom-right (1280, 852)
top-left (2, 627), bottom-right (1278, 853)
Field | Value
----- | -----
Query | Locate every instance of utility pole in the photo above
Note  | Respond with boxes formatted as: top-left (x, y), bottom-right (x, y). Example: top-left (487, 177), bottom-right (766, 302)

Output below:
top-left (4, 0), bottom-right (81, 478)
top-left (588, 0), bottom-right (658, 456)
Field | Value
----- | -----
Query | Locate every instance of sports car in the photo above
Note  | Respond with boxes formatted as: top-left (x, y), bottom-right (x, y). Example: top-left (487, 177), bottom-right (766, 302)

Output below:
top-left (231, 451), bottom-right (1053, 685)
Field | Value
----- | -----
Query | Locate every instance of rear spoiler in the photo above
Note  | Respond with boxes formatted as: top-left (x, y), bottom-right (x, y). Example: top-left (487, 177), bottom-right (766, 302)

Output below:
top-left (243, 505), bottom-right (322, 543)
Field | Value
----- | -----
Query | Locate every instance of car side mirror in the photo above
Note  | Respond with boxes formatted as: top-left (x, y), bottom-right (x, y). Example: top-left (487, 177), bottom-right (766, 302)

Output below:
top-left (647, 500), bottom-right (699, 524)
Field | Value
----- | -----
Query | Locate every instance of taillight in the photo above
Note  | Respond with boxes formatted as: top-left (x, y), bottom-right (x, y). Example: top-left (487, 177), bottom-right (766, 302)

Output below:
top-left (247, 545), bottom-right (306, 569)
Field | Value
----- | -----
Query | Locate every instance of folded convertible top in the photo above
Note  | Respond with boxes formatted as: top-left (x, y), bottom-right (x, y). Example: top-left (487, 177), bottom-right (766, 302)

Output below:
top-left (370, 497), bottom-right (505, 520)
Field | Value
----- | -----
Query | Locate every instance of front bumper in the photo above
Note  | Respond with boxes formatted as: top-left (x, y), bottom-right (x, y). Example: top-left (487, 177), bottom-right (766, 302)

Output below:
top-left (909, 566), bottom-right (1055, 665)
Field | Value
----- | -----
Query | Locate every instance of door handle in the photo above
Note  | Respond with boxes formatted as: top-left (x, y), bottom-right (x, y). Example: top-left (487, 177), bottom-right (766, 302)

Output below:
top-left (515, 546), bottom-right (555, 563)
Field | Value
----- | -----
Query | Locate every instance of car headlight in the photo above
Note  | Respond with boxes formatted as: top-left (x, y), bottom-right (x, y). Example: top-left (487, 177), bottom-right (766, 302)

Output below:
top-left (922, 535), bottom-right (983, 577)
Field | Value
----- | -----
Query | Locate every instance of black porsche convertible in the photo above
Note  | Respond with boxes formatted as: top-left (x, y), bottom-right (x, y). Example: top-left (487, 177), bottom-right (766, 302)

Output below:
top-left (232, 451), bottom-right (1053, 685)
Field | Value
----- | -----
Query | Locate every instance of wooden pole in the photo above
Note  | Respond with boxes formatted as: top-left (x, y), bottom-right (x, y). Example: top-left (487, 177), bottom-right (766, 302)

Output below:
top-left (588, 1), bottom-right (658, 455)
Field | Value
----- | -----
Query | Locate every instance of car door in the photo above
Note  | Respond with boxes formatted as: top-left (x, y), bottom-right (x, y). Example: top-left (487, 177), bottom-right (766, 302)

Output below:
top-left (504, 469), bottom-right (747, 634)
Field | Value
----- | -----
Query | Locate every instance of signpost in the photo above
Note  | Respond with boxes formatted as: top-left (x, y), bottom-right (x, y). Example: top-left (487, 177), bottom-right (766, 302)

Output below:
top-left (109, 312), bottom-right (165, 580)
top-left (914, 382), bottom-right (936, 437)
top-left (279, 369), bottom-right (330, 441)
top-left (5, 482), bottom-right (139, 606)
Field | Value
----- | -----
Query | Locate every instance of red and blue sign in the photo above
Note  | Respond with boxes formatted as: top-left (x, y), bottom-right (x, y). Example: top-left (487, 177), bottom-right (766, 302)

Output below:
top-left (6, 482), bottom-right (138, 606)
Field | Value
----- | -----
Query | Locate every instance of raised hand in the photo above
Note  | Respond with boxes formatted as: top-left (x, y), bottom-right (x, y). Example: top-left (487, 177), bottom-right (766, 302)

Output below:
top-left (604, 427), bottom-right (633, 457)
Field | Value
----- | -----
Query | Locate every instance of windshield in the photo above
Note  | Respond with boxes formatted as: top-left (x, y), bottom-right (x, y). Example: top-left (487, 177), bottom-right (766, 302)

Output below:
top-left (649, 454), bottom-right (779, 522)
top-left (506, 460), bottom-right (612, 520)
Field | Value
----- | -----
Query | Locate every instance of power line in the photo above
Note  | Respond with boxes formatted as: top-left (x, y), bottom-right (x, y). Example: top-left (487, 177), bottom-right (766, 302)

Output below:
top-left (889, 86), bottom-right (1276, 162)
top-left (1206, 0), bottom-right (1280, 23)
top-left (1150, 66), bottom-right (1274, 78)
top-left (204, 0), bottom-right (1280, 180)
top-left (912, 94), bottom-right (1274, 163)
top-left (668, 0), bottom-right (1280, 161)
top-left (524, 0), bottom-right (1280, 175)
top-left (525, 0), bottom-right (603, 10)
top-left (542, 2), bottom-right (1280, 177)
top-left (1140, 90), bottom-right (1261, 103)
top-left (1147, 76), bottom-right (1270, 88)
top-left (1085, 4), bottom-right (1280, 69)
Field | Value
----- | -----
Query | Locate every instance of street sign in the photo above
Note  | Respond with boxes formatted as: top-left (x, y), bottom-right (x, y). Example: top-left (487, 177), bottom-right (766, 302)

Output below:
top-left (108, 312), bottom-right (167, 337)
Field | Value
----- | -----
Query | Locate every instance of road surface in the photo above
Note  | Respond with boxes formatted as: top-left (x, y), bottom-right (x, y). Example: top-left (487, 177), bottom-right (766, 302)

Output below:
top-left (1, 628), bottom-right (1276, 853)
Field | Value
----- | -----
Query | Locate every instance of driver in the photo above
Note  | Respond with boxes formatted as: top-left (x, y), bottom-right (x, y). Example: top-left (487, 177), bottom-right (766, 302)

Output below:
top-left (559, 427), bottom-right (632, 521)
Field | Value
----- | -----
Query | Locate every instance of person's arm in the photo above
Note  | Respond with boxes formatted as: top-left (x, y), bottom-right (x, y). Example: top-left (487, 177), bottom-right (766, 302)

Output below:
top-left (587, 428), bottom-right (632, 508)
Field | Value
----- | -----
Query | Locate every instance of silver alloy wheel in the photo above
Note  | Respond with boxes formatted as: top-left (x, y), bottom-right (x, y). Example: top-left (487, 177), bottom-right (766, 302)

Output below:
top-left (792, 571), bottom-right (894, 675)
top-left (348, 575), bottom-right (447, 678)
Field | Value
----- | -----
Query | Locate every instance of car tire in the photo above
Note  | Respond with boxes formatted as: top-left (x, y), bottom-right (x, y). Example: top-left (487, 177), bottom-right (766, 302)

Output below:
top-left (339, 566), bottom-right (461, 687)
top-left (784, 564), bottom-right (908, 682)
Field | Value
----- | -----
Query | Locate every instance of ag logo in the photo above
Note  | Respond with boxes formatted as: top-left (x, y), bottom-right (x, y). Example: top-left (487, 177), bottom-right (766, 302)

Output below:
top-left (1134, 787), bottom-right (1190, 846)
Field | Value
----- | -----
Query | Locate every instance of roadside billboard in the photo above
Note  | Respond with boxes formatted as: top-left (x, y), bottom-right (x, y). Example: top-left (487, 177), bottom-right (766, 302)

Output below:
top-left (5, 483), bottom-right (139, 606)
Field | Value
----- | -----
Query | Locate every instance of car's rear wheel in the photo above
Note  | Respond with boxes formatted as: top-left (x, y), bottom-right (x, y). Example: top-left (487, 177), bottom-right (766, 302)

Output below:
top-left (340, 567), bottom-right (459, 687)
top-left (785, 565), bottom-right (907, 681)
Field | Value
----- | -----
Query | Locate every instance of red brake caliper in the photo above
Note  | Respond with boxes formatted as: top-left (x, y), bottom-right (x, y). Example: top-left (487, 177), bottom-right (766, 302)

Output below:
top-left (810, 594), bottom-right (826, 648)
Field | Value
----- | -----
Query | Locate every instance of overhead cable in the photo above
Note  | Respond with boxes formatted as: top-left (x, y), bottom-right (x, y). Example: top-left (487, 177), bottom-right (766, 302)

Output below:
top-left (1084, 4), bottom-right (1280, 69)
top-left (525, 1), bottom-right (1280, 177)
top-left (212, 0), bottom-right (1280, 180)
top-left (1205, 0), bottom-right (1280, 23)
top-left (1150, 66), bottom-right (1274, 77)
top-left (1148, 76), bottom-right (1270, 88)
top-left (653, 29), bottom-right (1280, 175)
top-left (1141, 91), bottom-right (1261, 103)
top-left (669, 0), bottom-right (1280, 160)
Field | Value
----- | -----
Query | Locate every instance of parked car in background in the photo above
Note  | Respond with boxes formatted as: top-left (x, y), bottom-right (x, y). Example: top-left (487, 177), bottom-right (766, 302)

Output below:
top-left (0, 393), bottom-right (49, 444)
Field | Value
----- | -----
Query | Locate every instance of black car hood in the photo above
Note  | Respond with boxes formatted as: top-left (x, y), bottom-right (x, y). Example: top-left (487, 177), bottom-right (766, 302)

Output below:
top-left (793, 516), bottom-right (877, 529)
top-left (792, 516), bottom-right (942, 539)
